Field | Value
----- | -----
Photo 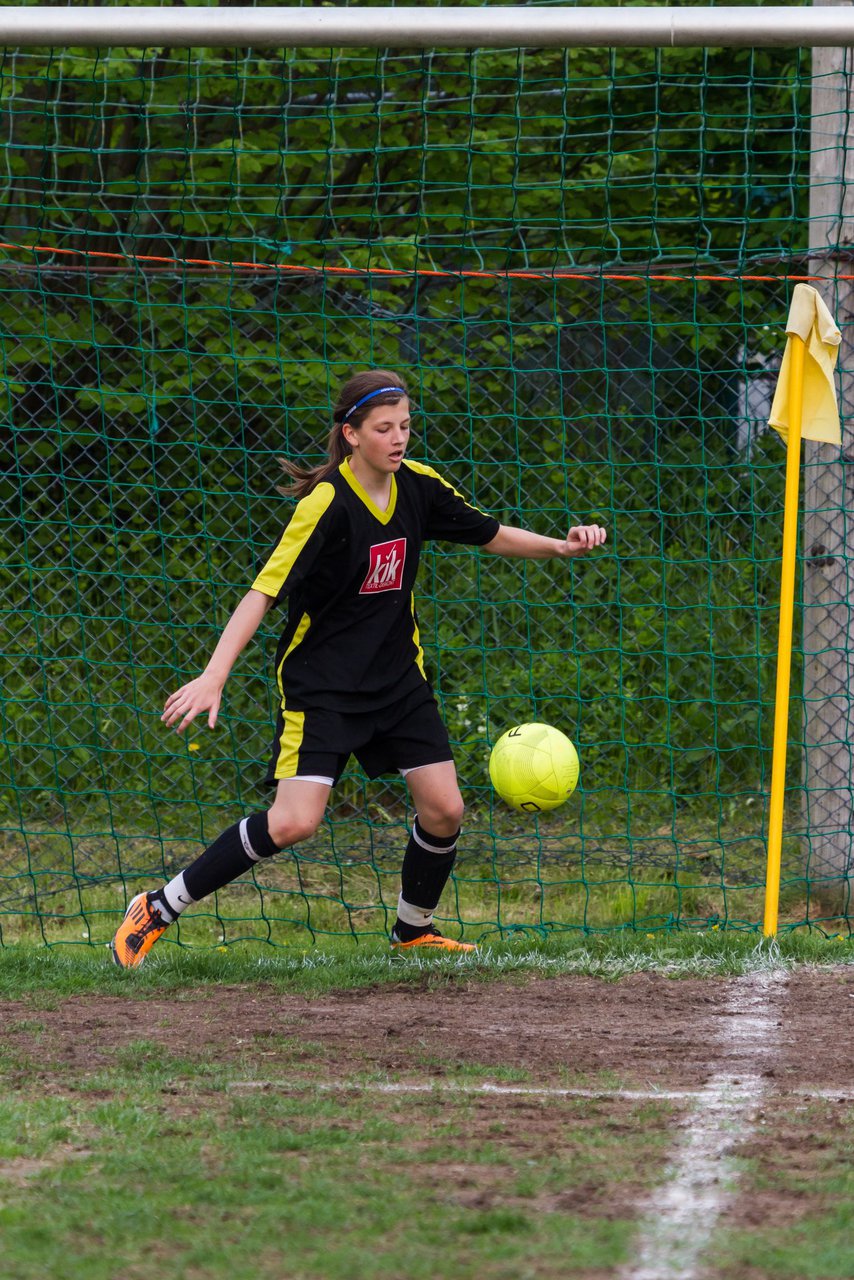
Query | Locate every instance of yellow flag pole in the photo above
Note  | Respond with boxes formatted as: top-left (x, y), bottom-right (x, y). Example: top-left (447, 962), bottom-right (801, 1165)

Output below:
top-left (763, 333), bottom-right (806, 938)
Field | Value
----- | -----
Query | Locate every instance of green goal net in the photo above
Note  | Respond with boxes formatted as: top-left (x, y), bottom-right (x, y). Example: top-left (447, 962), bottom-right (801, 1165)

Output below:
top-left (1, 33), bottom-right (851, 949)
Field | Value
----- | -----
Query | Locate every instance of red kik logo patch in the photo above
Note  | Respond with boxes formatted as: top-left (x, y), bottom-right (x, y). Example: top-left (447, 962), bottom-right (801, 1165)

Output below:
top-left (360, 538), bottom-right (407, 594)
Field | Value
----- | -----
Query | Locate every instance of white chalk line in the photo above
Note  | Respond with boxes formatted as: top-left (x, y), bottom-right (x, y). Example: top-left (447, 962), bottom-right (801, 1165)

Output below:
top-left (228, 1080), bottom-right (697, 1101)
top-left (226, 1077), bottom-right (852, 1103)
top-left (621, 970), bottom-right (789, 1280)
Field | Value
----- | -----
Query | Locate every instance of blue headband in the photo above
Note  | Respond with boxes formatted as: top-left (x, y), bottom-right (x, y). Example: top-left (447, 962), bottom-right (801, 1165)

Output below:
top-left (344, 386), bottom-right (405, 421)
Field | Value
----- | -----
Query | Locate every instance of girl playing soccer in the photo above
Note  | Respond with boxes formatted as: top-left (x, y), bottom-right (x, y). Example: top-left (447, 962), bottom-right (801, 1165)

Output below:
top-left (111, 369), bottom-right (606, 966)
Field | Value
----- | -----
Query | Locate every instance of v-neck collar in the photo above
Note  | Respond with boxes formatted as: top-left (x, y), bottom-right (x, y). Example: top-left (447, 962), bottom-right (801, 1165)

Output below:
top-left (341, 457), bottom-right (398, 525)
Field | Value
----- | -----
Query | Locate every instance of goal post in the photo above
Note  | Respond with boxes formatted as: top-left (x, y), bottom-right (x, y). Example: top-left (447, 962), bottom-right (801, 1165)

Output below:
top-left (1, 6), bottom-right (854, 49)
top-left (1, 8), bottom-right (851, 949)
top-left (801, 5), bottom-right (854, 916)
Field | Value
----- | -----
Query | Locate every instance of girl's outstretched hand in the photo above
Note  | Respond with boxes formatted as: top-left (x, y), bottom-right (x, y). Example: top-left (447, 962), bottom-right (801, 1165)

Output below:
top-left (162, 672), bottom-right (224, 734)
top-left (566, 524), bottom-right (607, 555)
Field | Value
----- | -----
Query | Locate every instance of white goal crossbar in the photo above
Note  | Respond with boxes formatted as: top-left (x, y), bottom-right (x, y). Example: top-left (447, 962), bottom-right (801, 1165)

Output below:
top-left (0, 6), bottom-right (853, 50)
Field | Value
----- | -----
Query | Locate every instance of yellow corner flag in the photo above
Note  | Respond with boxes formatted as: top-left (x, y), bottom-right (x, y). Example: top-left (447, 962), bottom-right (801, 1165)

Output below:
top-left (763, 282), bottom-right (841, 938)
top-left (768, 282), bottom-right (842, 445)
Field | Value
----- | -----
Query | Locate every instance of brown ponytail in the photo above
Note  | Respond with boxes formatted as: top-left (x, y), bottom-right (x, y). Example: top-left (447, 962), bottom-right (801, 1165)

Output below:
top-left (277, 369), bottom-right (409, 500)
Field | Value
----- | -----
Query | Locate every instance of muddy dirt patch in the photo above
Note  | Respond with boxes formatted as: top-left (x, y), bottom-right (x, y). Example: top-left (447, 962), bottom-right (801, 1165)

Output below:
top-left (2, 968), bottom-right (852, 1091)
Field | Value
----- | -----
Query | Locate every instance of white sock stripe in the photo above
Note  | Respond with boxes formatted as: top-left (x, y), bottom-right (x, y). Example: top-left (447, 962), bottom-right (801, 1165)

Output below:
top-left (412, 823), bottom-right (458, 855)
top-left (161, 871), bottom-right (195, 917)
top-left (397, 894), bottom-right (434, 927)
top-left (239, 817), bottom-right (263, 863)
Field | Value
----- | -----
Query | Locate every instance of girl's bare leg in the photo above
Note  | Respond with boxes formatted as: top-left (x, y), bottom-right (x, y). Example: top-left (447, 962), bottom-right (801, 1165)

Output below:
top-left (404, 760), bottom-right (464, 835)
top-left (266, 777), bottom-right (332, 846)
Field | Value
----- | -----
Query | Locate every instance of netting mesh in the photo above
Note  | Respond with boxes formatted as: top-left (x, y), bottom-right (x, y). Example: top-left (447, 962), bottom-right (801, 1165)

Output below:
top-left (1, 31), bottom-right (851, 948)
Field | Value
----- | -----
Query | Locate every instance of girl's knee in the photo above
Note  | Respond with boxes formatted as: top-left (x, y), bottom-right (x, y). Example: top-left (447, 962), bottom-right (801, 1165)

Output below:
top-left (447, 794), bottom-right (465, 830)
top-left (266, 809), bottom-right (321, 848)
top-left (421, 793), bottom-right (465, 835)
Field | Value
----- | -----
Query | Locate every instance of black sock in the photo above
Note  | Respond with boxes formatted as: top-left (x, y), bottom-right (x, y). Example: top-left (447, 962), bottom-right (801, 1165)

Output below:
top-left (394, 818), bottom-right (459, 941)
top-left (182, 812), bottom-right (281, 902)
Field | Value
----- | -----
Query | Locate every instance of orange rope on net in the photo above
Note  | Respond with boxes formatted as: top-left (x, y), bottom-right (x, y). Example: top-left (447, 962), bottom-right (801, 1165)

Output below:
top-left (0, 239), bottom-right (848, 284)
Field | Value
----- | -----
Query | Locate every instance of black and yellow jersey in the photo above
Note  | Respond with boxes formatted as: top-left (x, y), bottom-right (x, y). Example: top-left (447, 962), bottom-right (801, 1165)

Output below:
top-left (252, 458), bottom-right (500, 711)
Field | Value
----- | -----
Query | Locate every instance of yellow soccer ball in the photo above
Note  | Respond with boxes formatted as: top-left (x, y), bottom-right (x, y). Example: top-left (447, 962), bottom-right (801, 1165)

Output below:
top-left (488, 723), bottom-right (580, 813)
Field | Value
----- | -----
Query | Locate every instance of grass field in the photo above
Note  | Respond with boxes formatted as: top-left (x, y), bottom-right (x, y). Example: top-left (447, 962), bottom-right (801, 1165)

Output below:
top-left (0, 929), bottom-right (850, 994)
top-left (0, 936), bottom-right (852, 1280)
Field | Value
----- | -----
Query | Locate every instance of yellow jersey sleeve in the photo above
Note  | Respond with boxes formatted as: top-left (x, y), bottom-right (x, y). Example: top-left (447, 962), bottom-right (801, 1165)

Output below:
top-left (251, 481), bottom-right (336, 600)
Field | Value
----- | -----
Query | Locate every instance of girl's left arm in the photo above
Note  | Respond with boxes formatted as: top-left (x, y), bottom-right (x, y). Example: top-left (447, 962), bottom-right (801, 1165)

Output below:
top-left (482, 523), bottom-right (606, 560)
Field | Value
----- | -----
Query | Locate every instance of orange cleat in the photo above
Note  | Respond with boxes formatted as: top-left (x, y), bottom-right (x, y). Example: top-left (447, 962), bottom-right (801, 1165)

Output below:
top-left (111, 892), bottom-right (169, 968)
top-left (391, 927), bottom-right (476, 953)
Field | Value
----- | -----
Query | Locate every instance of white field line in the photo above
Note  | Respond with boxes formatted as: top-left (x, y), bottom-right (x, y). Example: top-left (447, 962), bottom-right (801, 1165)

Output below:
top-left (227, 1078), bottom-right (851, 1102)
top-left (228, 1080), bottom-right (696, 1101)
top-left (621, 970), bottom-right (789, 1280)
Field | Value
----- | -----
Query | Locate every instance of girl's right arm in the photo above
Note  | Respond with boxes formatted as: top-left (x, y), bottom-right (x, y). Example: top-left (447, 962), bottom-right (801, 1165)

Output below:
top-left (161, 588), bottom-right (274, 734)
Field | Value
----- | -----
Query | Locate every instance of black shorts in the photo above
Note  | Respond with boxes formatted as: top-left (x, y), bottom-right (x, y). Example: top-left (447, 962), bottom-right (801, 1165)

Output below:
top-left (265, 685), bottom-right (454, 786)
